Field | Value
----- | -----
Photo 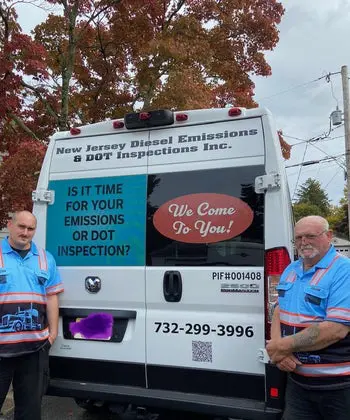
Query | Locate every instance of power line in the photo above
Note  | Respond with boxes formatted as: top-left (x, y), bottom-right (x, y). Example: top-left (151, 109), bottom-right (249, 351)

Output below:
top-left (292, 142), bottom-right (308, 201)
top-left (308, 142), bottom-right (346, 171)
top-left (285, 123), bottom-right (344, 147)
top-left (286, 153), bottom-right (346, 169)
top-left (288, 133), bottom-right (345, 147)
top-left (257, 72), bottom-right (341, 102)
top-left (327, 74), bottom-right (340, 108)
top-left (324, 169), bottom-right (342, 190)
top-left (285, 133), bottom-right (346, 171)
top-left (283, 121), bottom-right (346, 171)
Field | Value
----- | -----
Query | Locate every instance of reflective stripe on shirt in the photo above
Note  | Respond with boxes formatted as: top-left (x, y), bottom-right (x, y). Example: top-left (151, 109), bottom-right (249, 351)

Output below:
top-left (0, 327), bottom-right (49, 345)
top-left (280, 309), bottom-right (323, 327)
top-left (38, 247), bottom-right (48, 271)
top-left (310, 254), bottom-right (340, 285)
top-left (46, 283), bottom-right (64, 295)
top-left (285, 271), bottom-right (296, 283)
top-left (0, 293), bottom-right (46, 305)
top-left (295, 361), bottom-right (350, 377)
top-left (326, 307), bottom-right (350, 322)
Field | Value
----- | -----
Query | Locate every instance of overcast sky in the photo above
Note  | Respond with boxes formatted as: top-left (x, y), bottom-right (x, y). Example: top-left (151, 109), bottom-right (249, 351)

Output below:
top-left (252, 0), bottom-right (350, 205)
top-left (16, 0), bottom-right (350, 205)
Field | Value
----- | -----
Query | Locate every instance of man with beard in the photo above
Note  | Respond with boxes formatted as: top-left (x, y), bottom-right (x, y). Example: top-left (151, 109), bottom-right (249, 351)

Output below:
top-left (266, 215), bottom-right (350, 420)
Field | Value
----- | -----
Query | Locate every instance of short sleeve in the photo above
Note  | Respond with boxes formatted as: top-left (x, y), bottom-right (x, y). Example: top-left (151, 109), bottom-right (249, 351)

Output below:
top-left (45, 251), bottom-right (64, 296)
top-left (326, 262), bottom-right (350, 325)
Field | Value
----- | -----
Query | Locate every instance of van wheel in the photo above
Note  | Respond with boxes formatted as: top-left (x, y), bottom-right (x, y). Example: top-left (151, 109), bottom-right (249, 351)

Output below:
top-left (74, 398), bottom-right (108, 413)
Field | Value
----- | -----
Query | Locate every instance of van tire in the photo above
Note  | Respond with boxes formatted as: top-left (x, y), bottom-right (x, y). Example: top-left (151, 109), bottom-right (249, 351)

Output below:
top-left (74, 398), bottom-right (108, 414)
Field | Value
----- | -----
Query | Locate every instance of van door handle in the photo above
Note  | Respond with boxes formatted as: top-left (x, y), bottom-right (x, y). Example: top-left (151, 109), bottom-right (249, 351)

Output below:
top-left (163, 271), bottom-right (182, 302)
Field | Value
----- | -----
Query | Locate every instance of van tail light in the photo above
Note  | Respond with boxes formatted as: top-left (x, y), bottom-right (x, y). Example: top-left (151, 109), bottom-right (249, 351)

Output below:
top-left (125, 110), bottom-right (174, 129)
top-left (139, 112), bottom-right (151, 121)
top-left (228, 107), bottom-right (242, 117)
top-left (176, 113), bottom-right (188, 122)
top-left (264, 247), bottom-right (291, 339)
top-left (113, 121), bottom-right (124, 129)
top-left (70, 127), bottom-right (81, 135)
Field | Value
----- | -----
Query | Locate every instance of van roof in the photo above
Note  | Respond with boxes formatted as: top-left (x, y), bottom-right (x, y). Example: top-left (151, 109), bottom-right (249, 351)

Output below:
top-left (52, 107), bottom-right (272, 140)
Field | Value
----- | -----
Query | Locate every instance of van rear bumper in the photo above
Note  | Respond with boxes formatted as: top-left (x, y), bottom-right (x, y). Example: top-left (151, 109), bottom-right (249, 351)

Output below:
top-left (48, 379), bottom-right (283, 420)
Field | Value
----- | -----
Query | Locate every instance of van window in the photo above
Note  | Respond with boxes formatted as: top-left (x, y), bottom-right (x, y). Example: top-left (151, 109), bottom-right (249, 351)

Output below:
top-left (146, 166), bottom-right (265, 267)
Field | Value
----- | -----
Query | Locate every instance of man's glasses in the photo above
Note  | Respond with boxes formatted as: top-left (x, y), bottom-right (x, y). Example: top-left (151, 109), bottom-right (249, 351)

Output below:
top-left (294, 230), bottom-right (328, 243)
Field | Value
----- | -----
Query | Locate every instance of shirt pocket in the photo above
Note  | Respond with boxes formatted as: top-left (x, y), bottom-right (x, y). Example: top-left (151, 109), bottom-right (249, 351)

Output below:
top-left (276, 282), bottom-right (294, 298)
top-left (35, 270), bottom-right (49, 287)
top-left (0, 268), bottom-right (11, 285)
top-left (304, 286), bottom-right (329, 307)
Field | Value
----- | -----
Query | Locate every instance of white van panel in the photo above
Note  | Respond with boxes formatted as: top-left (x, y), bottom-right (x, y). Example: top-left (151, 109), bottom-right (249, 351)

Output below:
top-left (147, 155), bottom-right (264, 175)
top-left (50, 131), bottom-right (149, 173)
top-left (48, 165), bottom-right (147, 180)
top-left (146, 267), bottom-right (264, 374)
top-left (146, 118), bottom-right (264, 166)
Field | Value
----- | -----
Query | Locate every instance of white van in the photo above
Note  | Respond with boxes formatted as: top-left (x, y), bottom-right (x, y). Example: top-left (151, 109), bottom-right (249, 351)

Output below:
top-left (33, 107), bottom-right (294, 419)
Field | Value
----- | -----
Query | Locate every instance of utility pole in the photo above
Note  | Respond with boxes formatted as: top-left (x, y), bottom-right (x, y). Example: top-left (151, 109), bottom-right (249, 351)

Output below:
top-left (341, 65), bottom-right (350, 240)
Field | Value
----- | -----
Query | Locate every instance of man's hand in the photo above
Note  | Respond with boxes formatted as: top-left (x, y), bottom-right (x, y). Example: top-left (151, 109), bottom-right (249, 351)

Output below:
top-left (276, 355), bottom-right (302, 372)
top-left (266, 338), bottom-right (290, 363)
top-left (46, 294), bottom-right (59, 346)
top-left (48, 334), bottom-right (56, 345)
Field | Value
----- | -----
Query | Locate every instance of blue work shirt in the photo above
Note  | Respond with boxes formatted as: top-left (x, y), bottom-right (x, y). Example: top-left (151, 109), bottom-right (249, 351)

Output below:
top-left (0, 237), bottom-right (64, 356)
top-left (277, 245), bottom-right (350, 388)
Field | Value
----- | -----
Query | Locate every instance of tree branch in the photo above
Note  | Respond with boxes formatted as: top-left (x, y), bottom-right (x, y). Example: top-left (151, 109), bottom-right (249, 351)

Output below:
top-left (8, 112), bottom-right (42, 142)
top-left (164, 0), bottom-right (186, 28)
top-left (20, 80), bottom-right (59, 121)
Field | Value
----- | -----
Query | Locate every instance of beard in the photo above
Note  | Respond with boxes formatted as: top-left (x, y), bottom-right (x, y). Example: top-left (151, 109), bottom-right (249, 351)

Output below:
top-left (298, 245), bottom-right (320, 259)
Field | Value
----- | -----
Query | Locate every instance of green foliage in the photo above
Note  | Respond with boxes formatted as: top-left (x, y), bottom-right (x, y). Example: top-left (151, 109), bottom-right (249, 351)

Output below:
top-left (328, 187), bottom-right (349, 239)
top-left (294, 178), bottom-right (331, 217)
top-left (293, 202), bottom-right (323, 222)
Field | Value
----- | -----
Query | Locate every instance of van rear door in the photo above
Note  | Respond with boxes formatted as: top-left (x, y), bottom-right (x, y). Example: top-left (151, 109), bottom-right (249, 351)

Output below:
top-left (40, 131), bottom-right (149, 390)
top-left (145, 116), bottom-right (266, 400)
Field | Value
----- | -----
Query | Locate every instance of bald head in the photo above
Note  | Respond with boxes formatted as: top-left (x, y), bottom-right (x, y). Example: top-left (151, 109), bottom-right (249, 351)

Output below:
top-left (295, 215), bottom-right (329, 232)
top-left (11, 211), bottom-right (37, 226)
top-left (7, 211), bottom-right (37, 250)
top-left (294, 215), bottom-right (332, 268)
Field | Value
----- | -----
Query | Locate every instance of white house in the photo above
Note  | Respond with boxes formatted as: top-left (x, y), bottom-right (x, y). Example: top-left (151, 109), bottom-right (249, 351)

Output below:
top-left (332, 236), bottom-right (350, 257)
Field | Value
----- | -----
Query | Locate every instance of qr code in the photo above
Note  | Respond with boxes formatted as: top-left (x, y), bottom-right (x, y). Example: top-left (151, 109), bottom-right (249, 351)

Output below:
top-left (192, 340), bottom-right (212, 362)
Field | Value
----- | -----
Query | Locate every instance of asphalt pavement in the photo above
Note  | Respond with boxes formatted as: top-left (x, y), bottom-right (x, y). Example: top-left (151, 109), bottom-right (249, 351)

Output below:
top-left (0, 395), bottom-right (231, 420)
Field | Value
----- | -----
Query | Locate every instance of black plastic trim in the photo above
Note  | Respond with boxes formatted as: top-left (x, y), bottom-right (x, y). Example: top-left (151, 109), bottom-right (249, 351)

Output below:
top-left (147, 365), bottom-right (265, 400)
top-left (59, 308), bottom-right (136, 319)
top-left (50, 357), bottom-right (146, 388)
top-left (265, 363), bottom-right (287, 410)
top-left (48, 379), bottom-right (282, 420)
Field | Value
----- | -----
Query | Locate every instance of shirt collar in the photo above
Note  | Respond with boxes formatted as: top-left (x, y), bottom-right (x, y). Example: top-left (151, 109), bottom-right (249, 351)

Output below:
top-left (298, 244), bottom-right (336, 271)
top-left (1, 237), bottom-right (38, 255)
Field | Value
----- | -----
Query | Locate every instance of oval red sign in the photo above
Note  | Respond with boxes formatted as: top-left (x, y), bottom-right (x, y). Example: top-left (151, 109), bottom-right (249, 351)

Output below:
top-left (153, 193), bottom-right (254, 244)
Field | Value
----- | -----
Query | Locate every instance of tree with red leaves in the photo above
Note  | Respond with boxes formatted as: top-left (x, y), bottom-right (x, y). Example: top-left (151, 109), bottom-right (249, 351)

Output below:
top-left (0, 1), bottom-right (49, 225)
top-left (0, 0), bottom-right (288, 228)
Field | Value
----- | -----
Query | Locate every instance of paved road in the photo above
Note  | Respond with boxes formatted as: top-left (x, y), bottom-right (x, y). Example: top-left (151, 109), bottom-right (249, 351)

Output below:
top-left (1, 396), bottom-right (230, 420)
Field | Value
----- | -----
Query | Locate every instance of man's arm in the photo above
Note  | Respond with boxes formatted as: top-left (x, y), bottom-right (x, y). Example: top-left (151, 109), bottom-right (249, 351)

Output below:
top-left (268, 305), bottom-right (301, 371)
top-left (287, 321), bottom-right (350, 352)
top-left (270, 304), bottom-right (281, 340)
top-left (267, 321), bottom-right (350, 363)
top-left (46, 294), bottom-right (59, 344)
